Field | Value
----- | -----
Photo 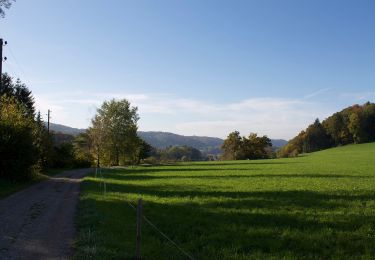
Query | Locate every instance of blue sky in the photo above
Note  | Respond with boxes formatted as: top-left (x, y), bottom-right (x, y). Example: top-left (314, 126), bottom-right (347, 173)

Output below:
top-left (1, 0), bottom-right (374, 139)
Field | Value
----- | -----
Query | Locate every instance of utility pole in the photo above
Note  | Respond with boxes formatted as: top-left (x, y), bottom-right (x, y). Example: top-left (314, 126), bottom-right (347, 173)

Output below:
top-left (47, 109), bottom-right (51, 133)
top-left (0, 38), bottom-right (7, 89)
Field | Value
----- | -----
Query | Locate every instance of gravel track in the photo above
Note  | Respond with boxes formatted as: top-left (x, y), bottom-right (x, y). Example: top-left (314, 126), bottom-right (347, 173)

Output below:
top-left (0, 168), bottom-right (92, 260)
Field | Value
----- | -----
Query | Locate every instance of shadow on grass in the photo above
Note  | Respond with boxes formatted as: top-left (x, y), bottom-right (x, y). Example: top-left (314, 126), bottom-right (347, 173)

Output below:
top-left (79, 179), bottom-right (375, 258)
top-left (91, 180), bottom-right (375, 208)
top-left (107, 161), bottom-right (303, 172)
top-left (103, 172), bottom-right (373, 181)
top-left (77, 162), bottom-right (375, 258)
top-left (189, 161), bottom-right (304, 166)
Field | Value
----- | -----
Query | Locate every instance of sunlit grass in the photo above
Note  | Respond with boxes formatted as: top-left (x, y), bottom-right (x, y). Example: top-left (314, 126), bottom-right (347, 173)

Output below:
top-left (75, 143), bottom-right (375, 259)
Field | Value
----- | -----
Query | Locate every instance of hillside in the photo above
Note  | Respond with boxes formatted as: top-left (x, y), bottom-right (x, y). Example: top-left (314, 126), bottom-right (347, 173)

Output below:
top-left (279, 102), bottom-right (375, 157)
top-left (137, 131), bottom-right (223, 154)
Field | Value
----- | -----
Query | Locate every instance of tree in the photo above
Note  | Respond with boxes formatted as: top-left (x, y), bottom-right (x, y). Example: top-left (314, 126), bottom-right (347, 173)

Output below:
top-left (73, 132), bottom-right (94, 167)
top-left (137, 138), bottom-right (154, 163)
top-left (0, 75), bottom-right (41, 180)
top-left (0, 96), bottom-right (37, 180)
top-left (0, 73), bottom-right (35, 117)
top-left (89, 99), bottom-right (139, 166)
top-left (323, 112), bottom-right (350, 146)
top-left (302, 119), bottom-right (331, 153)
top-left (34, 111), bottom-right (54, 170)
top-left (221, 131), bottom-right (243, 160)
top-left (0, 0), bottom-right (15, 18)
top-left (242, 133), bottom-right (272, 159)
top-left (88, 116), bottom-right (104, 167)
top-left (348, 110), bottom-right (363, 144)
top-left (362, 102), bottom-right (375, 143)
top-left (277, 130), bottom-right (306, 158)
top-left (221, 131), bottom-right (272, 160)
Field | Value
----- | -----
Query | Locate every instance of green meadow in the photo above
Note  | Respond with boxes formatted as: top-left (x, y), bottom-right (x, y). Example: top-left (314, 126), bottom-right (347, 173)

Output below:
top-left (75, 143), bottom-right (375, 259)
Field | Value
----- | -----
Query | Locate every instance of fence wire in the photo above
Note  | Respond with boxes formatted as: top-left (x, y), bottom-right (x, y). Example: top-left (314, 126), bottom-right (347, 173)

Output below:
top-left (127, 201), bottom-right (195, 260)
top-left (95, 167), bottom-right (194, 260)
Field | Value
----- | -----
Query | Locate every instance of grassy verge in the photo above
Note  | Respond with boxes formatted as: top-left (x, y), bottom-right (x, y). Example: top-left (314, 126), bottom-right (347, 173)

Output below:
top-left (0, 175), bottom-right (44, 199)
top-left (0, 167), bottom-right (73, 200)
top-left (75, 143), bottom-right (375, 259)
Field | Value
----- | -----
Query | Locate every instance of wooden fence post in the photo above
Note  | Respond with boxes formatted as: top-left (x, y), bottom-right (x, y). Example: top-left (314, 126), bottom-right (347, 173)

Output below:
top-left (135, 198), bottom-right (142, 259)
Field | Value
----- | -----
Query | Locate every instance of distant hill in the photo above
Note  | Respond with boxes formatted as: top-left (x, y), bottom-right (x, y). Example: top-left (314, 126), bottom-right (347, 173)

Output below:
top-left (138, 131), bottom-right (287, 155)
top-left (48, 123), bottom-right (86, 136)
top-left (48, 123), bottom-right (287, 154)
top-left (270, 139), bottom-right (288, 148)
top-left (138, 131), bottom-right (224, 154)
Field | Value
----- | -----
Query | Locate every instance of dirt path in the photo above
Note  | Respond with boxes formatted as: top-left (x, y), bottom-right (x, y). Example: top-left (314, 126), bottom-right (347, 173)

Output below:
top-left (0, 168), bottom-right (92, 260)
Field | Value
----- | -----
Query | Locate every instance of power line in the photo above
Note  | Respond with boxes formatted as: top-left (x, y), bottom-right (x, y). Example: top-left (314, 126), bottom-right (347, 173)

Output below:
top-left (7, 44), bottom-right (27, 79)
top-left (0, 40), bottom-right (30, 84)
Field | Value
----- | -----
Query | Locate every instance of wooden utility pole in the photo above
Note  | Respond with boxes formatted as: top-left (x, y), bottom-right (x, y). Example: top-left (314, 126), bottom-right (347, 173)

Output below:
top-left (47, 109), bottom-right (51, 133)
top-left (0, 38), bottom-right (6, 88)
top-left (135, 198), bottom-right (143, 259)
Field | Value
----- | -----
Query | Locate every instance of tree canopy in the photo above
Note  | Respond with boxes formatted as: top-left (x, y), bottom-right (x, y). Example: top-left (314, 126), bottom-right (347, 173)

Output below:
top-left (89, 99), bottom-right (140, 166)
top-left (0, 95), bottom-right (37, 180)
top-left (0, 73), bottom-right (35, 117)
top-left (278, 102), bottom-right (375, 157)
top-left (221, 131), bottom-right (272, 160)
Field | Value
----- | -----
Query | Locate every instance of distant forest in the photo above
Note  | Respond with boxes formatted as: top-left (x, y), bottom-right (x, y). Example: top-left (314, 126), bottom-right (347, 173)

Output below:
top-left (278, 102), bottom-right (375, 157)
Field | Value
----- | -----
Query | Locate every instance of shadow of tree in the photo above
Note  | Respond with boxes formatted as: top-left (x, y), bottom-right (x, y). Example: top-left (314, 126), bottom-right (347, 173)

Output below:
top-left (80, 182), bottom-right (375, 258)
top-left (78, 167), bottom-right (375, 259)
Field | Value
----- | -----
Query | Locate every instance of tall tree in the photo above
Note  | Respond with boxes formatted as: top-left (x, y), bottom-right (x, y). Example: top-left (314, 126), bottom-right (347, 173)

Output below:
top-left (89, 99), bottom-right (139, 166)
top-left (221, 131), bottom-right (243, 160)
top-left (242, 133), bottom-right (272, 159)
top-left (221, 131), bottom-right (272, 160)
top-left (302, 119), bottom-right (331, 152)
top-left (88, 115), bottom-right (105, 167)
top-left (0, 73), bottom-right (35, 117)
top-left (0, 96), bottom-right (37, 180)
top-left (136, 138), bottom-right (154, 164)
top-left (34, 111), bottom-right (53, 170)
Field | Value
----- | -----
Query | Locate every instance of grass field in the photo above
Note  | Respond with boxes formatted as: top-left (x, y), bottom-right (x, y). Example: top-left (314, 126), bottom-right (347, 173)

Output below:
top-left (75, 143), bottom-right (375, 259)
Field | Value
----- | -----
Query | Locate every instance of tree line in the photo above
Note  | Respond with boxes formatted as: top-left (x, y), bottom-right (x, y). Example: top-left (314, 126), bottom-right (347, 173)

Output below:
top-left (0, 74), bottom-right (157, 181)
top-left (278, 102), bottom-right (375, 157)
top-left (0, 72), bottom-right (212, 182)
top-left (0, 74), bottom-right (94, 181)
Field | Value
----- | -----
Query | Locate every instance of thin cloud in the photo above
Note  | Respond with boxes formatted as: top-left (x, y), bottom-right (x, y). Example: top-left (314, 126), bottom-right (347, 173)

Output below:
top-left (303, 88), bottom-right (332, 100)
